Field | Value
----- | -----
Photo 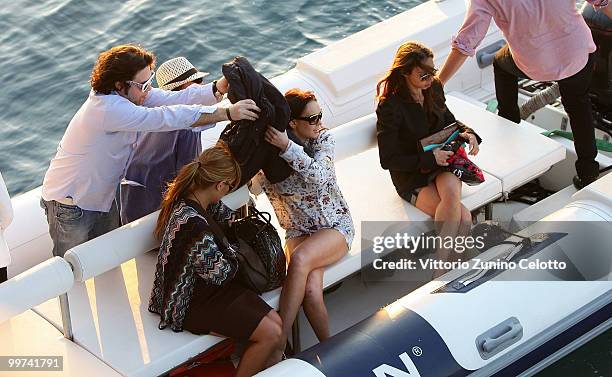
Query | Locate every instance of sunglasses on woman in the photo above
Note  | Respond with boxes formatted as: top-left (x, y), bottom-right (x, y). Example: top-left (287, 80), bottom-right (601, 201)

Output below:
top-left (127, 71), bottom-right (156, 92)
top-left (419, 67), bottom-right (438, 81)
top-left (295, 111), bottom-right (323, 125)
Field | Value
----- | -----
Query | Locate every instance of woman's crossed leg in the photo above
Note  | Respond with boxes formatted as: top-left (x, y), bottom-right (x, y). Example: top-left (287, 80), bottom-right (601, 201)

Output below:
top-left (277, 229), bottom-right (348, 353)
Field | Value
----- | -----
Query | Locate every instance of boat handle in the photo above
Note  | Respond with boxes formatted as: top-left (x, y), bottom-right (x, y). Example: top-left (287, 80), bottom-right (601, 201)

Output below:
top-left (476, 317), bottom-right (523, 359)
top-left (482, 322), bottom-right (522, 352)
top-left (476, 39), bottom-right (506, 68)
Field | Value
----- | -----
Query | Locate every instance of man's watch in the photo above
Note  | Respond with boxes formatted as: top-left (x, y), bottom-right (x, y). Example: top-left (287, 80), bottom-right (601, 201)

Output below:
top-left (212, 80), bottom-right (219, 96)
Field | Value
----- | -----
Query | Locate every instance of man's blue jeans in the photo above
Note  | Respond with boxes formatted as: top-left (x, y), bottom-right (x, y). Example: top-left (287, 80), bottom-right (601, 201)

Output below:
top-left (40, 199), bottom-right (120, 258)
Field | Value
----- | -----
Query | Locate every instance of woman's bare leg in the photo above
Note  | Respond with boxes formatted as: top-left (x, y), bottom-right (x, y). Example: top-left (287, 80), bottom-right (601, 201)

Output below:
top-left (235, 311), bottom-right (283, 377)
top-left (302, 268), bottom-right (329, 341)
top-left (460, 204), bottom-right (472, 235)
top-left (285, 236), bottom-right (308, 264)
top-left (433, 172), bottom-right (463, 237)
top-left (415, 182), bottom-right (441, 217)
top-left (416, 174), bottom-right (464, 278)
top-left (459, 204), bottom-right (475, 258)
top-left (278, 229), bottom-right (348, 347)
top-left (268, 235), bottom-right (305, 360)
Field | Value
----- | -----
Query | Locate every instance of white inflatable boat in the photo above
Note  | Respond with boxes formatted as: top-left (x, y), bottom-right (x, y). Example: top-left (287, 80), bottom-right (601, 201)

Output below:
top-left (257, 186), bottom-right (612, 377)
top-left (0, 1), bottom-right (610, 376)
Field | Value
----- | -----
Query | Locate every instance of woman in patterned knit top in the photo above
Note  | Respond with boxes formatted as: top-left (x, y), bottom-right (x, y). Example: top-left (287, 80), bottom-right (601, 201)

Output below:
top-left (261, 89), bottom-right (354, 356)
top-left (149, 142), bottom-right (283, 377)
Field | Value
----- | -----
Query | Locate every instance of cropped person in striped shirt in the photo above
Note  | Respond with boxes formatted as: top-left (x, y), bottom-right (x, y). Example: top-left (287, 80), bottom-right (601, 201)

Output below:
top-left (149, 142), bottom-right (283, 377)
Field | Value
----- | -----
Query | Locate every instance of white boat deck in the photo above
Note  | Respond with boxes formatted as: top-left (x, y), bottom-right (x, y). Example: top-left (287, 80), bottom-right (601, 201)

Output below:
top-left (0, 309), bottom-right (121, 377)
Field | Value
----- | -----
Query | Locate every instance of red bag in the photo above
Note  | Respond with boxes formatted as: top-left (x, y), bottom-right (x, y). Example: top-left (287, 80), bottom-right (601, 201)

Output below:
top-left (419, 121), bottom-right (484, 186)
top-left (170, 339), bottom-right (236, 377)
top-left (445, 145), bottom-right (485, 186)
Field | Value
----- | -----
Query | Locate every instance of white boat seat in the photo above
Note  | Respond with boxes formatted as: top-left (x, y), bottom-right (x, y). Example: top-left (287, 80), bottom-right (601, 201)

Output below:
top-left (0, 257), bottom-right (73, 324)
top-left (46, 236), bottom-right (283, 377)
top-left (329, 112), bottom-right (502, 213)
top-left (445, 94), bottom-right (566, 194)
top-left (3, 188), bottom-right (54, 279)
top-left (64, 212), bottom-right (159, 283)
top-left (335, 146), bottom-right (502, 215)
top-left (331, 113), bottom-right (378, 161)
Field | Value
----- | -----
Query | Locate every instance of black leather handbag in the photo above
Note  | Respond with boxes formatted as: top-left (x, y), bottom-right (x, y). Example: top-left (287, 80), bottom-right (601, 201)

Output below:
top-left (230, 207), bottom-right (286, 294)
top-left (205, 207), bottom-right (286, 295)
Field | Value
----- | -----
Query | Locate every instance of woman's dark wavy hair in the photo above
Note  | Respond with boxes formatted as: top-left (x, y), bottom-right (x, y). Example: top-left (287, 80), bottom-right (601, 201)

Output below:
top-left (90, 44), bottom-right (156, 94)
top-left (284, 88), bottom-right (323, 157)
top-left (285, 88), bottom-right (317, 119)
top-left (376, 41), bottom-right (442, 117)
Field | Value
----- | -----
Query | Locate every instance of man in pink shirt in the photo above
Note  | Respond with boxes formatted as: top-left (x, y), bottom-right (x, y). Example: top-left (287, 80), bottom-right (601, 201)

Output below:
top-left (438, 0), bottom-right (611, 189)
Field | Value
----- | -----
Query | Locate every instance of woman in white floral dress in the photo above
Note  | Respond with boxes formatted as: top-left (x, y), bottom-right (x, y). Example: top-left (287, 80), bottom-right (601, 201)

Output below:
top-left (260, 88), bottom-right (354, 353)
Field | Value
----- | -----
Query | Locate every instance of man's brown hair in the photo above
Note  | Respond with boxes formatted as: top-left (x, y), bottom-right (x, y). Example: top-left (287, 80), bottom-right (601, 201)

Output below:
top-left (90, 44), bottom-right (156, 94)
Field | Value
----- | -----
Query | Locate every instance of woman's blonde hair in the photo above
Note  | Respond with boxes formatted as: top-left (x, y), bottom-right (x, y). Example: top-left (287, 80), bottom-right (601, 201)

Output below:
top-left (154, 141), bottom-right (240, 240)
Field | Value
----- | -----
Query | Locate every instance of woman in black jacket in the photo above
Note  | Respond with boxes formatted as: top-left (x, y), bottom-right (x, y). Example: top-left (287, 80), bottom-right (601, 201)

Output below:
top-left (376, 41), bottom-right (480, 262)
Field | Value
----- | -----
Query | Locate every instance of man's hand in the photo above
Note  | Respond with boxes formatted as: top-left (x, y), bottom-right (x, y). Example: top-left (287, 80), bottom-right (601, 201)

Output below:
top-left (228, 99), bottom-right (260, 121)
top-left (433, 148), bottom-right (454, 166)
top-left (264, 126), bottom-right (289, 152)
top-left (216, 77), bottom-right (229, 95)
top-left (459, 132), bottom-right (479, 156)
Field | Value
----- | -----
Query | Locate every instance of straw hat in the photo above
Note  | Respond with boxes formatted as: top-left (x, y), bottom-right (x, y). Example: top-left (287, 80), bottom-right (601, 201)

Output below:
top-left (156, 57), bottom-right (208, 91)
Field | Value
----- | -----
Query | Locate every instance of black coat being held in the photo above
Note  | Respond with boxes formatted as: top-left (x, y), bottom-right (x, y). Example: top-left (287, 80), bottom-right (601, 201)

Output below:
top-left (220, 56), bottom-right (292, 185)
